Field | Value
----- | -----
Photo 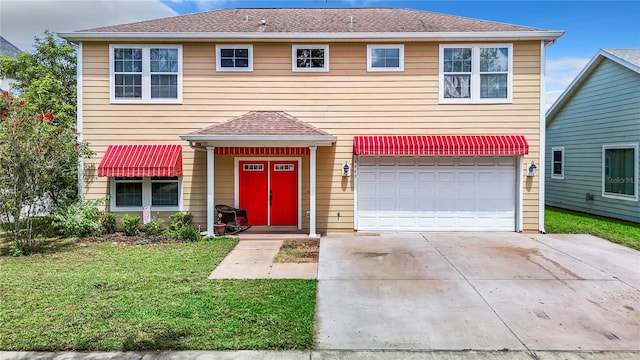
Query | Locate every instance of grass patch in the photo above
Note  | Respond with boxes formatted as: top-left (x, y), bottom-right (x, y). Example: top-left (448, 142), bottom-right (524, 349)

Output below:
top-left (0, 238), bottom-right (317, 351)
top-left (545, 206), bottom-right (640, 250)
top-left (274, 239), bottom-right (320, 263)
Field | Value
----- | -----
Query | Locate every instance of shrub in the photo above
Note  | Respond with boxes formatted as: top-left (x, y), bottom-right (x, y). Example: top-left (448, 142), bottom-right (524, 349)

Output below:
top-left (177, 226), bottom-right (201, 242)
top-left (52, 199), bottom-right (104, 238)
top-left (122, 214), bottom-right (141, 236)
top-left (168, 212), bottom-right (193, 232)
top-left (144, 218), bottom-right (164, 236)
top-left (101, 212), bottom-right (117, 234)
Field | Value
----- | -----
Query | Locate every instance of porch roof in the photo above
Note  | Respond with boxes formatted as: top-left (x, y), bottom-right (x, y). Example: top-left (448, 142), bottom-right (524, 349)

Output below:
top-left (180, 111), bottom-right (337, 147)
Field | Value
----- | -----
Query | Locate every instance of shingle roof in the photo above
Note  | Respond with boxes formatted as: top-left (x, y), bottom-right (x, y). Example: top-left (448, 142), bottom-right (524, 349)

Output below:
top-left (79, 8), bottom-right (543, 34)
top-left (187, 111), bottom-right (332, 136)
top-left (603, 49), bottom-right (640, 69)
top-left (0, 36), bottom-right (21, 57)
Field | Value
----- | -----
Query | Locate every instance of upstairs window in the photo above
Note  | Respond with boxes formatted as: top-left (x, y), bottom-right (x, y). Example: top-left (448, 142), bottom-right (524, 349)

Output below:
top-left (367, 44), bottom-right (404, 72)
top-left (110, 45), bottom-right (182, 103)
top-left (216, 44), bottom-right (253, 72)
top-left (552, 147), bottom-right (564, 179)
top-left (439, 44), bottom-right (512, 103)
top-left (292, 45), bottom-right (329, 72)
top-left (603, 144), bottom-right (638, 201)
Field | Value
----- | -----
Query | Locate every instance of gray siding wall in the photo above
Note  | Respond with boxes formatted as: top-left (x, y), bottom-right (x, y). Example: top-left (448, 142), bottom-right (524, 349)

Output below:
top-left (546, 59), bottom-right (640, 223)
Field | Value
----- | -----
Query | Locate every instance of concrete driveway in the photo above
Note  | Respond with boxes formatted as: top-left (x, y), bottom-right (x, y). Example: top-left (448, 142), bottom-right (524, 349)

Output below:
top-left (315, 232), bottom-right (640, 351)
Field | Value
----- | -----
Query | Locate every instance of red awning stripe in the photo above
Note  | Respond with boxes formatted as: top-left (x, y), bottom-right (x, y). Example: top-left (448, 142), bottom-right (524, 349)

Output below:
top-left (98, 145), bottom-right (183, 177)
top-left (214, 147), bottom-right (310, 155)
top-left (353, 135), bottom-right (529, 156)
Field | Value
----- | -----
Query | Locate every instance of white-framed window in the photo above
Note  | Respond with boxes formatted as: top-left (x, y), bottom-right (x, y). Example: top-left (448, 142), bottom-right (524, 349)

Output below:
top-left (551, 147), bottom-right (565, 179)
top-left (111, 176), bottom-right (182, 211)
top-left (367, 44), bottom-right (404, 72)
top-left (439, 44), bottom-right (512, 103)
top-left (602, 143), bottom-right (638, 201)
top-left (292, 45), bottom-right (329, 72)
top-left (110, 44), bottom-right (182, 104)
top-left (216, 44), bottom-right (253, 72)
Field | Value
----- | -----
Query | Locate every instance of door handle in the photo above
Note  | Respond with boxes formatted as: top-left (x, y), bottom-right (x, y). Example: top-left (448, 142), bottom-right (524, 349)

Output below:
top-left (269, 190), bottom-right (272, 205)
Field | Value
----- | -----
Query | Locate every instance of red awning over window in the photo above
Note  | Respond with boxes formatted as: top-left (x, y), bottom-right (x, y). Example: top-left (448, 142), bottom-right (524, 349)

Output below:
top-left (353, 135), bottom-right (529, 156)
top-left (98, 145), bottom-right (183, 177)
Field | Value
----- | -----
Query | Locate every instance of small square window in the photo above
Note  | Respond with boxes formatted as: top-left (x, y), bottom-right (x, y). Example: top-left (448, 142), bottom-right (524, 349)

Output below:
top-left (367, 45), bottom-right (404, 72)
top-left (292, 45), bottom-right (329, 72)
top-left (216, 45), bottom-right (253, 72)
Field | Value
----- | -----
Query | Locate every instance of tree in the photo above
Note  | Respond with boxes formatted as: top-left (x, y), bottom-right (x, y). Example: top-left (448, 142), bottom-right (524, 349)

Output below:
top-left (0, 91), bottom-right (92, 253)
top-left (0, 31), bottom-right (80, 205)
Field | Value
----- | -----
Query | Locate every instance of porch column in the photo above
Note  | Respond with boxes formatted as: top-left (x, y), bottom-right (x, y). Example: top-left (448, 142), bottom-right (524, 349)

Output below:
top-left (206, 146), bottom-right (215, 236)
top-left (309, 146), bottom-right (318, 238)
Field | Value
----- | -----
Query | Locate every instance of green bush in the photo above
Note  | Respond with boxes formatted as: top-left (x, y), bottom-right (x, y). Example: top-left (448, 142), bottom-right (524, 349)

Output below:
top-left (101, 212), bottom-right (117, 234)
top-left (144, 218), bottom-right (164, 236)
top-left (122, 214), bottom-right (141, 236)
top-left (52, 199), bottom-right (104, 238)
top-left (177, 226), bottom-right (201, 242)
top-left (168, 212), bottom-right (193, 232)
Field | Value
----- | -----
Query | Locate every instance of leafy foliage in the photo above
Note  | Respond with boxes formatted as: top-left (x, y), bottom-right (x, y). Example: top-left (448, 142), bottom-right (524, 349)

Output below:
top-left (101, 212), bottom-right (117, 234)
top-left (177, 225), bottom-right (201, 242)
top-left (167, 212), bottom-right (193, 232)
top-left (0, 92), bottom-right (92, 253)
top-left (52, 199), bottom-right (104, 238)
top-left (122, 214), bottom-right (141, 237)
top-left (0, 31), bottom-right (80, 207)
top-left (143, 218), bottom-right (164, 236)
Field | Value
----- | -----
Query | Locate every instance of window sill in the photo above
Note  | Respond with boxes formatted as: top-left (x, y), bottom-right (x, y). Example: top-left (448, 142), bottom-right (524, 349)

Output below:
top-left (602, 193), bottom-right (639, 202)
top-left (110, 99), bottom-right (183, 105)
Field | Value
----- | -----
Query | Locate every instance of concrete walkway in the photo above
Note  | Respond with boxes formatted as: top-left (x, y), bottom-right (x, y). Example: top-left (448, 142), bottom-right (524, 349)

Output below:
top-left (3, 350), bottom-right (639, 359)
top-left (208, 240), bottom-right (318, 279)
top-left (315, 232), bottom-right (640, 351)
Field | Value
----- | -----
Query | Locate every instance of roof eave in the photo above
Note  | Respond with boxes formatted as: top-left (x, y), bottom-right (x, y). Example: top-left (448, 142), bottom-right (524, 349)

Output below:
top-left (546, 49), bottom-right (640, 123)
top-left (59, 30), bottom-right (565, 42)
top-left (180, 134), bottom-right (337, 147)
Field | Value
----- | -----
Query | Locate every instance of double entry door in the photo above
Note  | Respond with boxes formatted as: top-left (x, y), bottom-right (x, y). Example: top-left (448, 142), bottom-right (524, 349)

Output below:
top-left (238, 160), bottom-right (299, 227)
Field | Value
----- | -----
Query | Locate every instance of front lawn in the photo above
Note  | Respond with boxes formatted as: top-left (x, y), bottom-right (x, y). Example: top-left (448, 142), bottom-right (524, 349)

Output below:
top-left (545, 206), bottom-right (640, 250)
top-left (0, 238), bottom-right (317, 351)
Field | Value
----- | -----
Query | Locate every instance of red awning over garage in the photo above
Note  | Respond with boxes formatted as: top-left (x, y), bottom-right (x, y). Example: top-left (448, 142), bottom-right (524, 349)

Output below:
top-left (353, 135), bottom-right (529, 156)
top-left (97, 145), bottom-right (183, 177)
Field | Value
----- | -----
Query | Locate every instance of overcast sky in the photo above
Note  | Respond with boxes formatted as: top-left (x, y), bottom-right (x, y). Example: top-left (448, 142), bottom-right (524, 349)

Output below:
top-left (1, 0), bottom-right (639, 109)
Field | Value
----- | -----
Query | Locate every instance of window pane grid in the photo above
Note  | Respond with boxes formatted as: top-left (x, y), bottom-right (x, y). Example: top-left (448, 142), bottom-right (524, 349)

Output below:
top-left (220, 48), bottom-right (250, 68)
top-left (371, 48), bottom-right (400, 68)
top-left (441, 45), bottom-right (511, 101)
top-left (297, 48), bottom-right (325, 68)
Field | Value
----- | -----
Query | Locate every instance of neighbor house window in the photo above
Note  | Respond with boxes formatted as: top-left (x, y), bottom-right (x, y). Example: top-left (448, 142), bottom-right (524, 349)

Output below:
top-left (292, 45), bottom-right (329, 72)
top-left (110, 45), bottom-right (182, 103)
top-left (439, 44), bottom-right (512, 103)
top-left (216, 44), bottom-right (253, 72)
top-left (111, 177), bottom-right (182, 211)
top-left (367, 44), bottom-right (404, 72)
top-left (552, 147), bottom-right (564, 179)
top-left (602, 144), bottom-right (638, 201)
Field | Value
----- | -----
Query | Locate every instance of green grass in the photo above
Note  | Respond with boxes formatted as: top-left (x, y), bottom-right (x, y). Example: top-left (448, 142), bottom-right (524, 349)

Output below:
top-left (0, 238), bottom-right (317, 351)
top-left (545, 206), bottom-right (640, 250)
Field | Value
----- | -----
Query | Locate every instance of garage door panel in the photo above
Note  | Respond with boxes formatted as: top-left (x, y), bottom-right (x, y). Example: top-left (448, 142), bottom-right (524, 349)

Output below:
top-left (357, 155), bottom-right (516, 231)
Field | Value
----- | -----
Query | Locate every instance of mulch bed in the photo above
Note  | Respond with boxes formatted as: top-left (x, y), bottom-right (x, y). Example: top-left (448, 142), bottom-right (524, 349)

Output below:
top-left (80, 233), bottom-right (187, 245)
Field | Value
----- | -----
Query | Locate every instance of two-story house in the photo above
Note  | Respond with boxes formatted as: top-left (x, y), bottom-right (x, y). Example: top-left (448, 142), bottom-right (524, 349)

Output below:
top-left (60, 8), bottom-right (563, 236)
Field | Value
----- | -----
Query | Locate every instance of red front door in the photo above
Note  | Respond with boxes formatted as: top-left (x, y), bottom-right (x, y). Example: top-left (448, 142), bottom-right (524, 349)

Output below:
top-left (238, 160), bottom-right (298, 227)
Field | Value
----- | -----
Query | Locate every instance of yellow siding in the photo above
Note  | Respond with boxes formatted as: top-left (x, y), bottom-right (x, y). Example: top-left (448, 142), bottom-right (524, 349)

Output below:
top-left (81, 40), bottom-right (542, 232)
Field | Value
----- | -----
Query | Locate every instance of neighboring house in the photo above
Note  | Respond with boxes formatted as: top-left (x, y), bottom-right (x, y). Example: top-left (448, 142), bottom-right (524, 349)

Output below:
top-left (546, 49), bottom-right (639, 223)
top-left (0, 36), bottom-right (21, 91)
top-left (60, 8), bottom-right (563, 236)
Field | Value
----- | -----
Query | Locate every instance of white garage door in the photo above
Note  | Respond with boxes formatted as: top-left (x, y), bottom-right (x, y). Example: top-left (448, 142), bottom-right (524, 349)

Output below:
top-left (356, 156), bottom-right (517, 231)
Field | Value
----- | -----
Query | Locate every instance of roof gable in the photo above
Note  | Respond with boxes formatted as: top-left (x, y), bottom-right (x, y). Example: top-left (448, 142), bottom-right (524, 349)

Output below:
top-left (546, 48), bottom-right (640, 123)
top-left (187, 111), bottom-right (332, 137)
top-left (0, 36), bottom-right (21, 57)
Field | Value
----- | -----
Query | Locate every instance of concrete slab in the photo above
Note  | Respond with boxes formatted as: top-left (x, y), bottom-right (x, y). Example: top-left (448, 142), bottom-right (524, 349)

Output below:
top-left (270, 263), bottom-right (318, 279)
top-left (319, 233), bottom-right (463, 280)
top-left (530, 234), bottom-right (640, 290)
top-left (425, 233), bottom-right (611, 281)
top-left (472, 279), bottom-right (640, 351)
top-left (315, 278), bottom-right (524, 350)
top-left (316, 232), bottom-right (640, 351)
